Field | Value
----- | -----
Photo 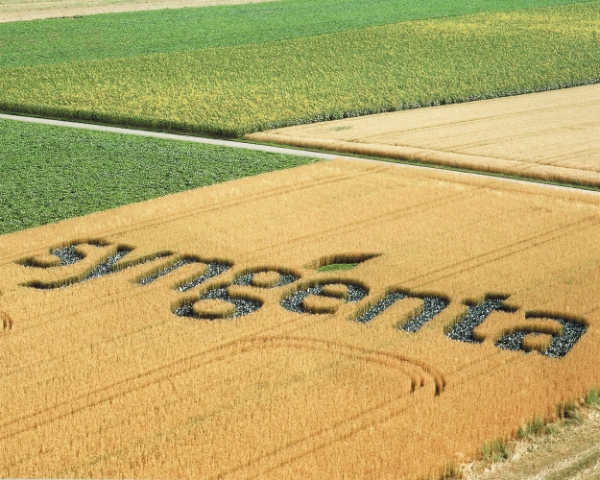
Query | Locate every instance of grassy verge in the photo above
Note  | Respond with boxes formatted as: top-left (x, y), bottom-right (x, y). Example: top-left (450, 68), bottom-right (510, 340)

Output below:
top-left (444, 388), bottom-right (600, 479)
top-left (1, 2), bottom-right (598, 137)
top-left (0, 0), bottom-right (593, 68)
top-left (0, 119), bottom-right (320, 236)
top-left (317, 263), bottom-right (359, 272)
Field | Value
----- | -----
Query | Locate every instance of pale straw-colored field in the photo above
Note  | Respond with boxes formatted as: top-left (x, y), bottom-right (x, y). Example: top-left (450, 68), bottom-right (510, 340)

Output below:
top-left (0, 0), bottom-right (274, 22)
top-left (1, 158), bottom-right (600, 478)
top-left (248, 83), bottom-right (600, 188)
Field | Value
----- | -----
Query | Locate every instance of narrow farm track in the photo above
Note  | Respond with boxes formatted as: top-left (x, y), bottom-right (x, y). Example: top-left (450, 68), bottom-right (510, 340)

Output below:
top-left (248, 83), bottom-right (600, 188)
top-left (0, 113), bottom-right (335, 160)
top-left (457, 404), bottom-right (600, 480)
top-left (2, 112), bottom-right (598, 198)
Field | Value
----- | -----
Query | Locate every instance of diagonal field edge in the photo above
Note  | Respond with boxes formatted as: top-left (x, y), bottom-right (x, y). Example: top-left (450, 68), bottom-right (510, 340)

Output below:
top-left (0, 113), bottom-right (337, 160)
top-left (4, 112), bottom-right (600, 200)
top-left (247, 134), bottom-right (600, 189)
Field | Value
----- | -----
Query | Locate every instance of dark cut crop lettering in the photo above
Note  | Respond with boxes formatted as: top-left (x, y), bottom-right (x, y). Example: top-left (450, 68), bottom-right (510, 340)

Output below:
top-left (355, 291), bottom-right (448, 332)
top-left (281, 281), bottom-right (368, 315)
top-left (495, 313), bottom-right (586, 358)
top-left (446, 295), bottom-right (517, 344)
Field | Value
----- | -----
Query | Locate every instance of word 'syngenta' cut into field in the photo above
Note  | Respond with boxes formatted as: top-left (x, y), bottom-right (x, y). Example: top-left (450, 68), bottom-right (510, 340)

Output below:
top-left (1, 158), bottom-right (600, 478)
top-left (0, 2), bottom-right (598, 136)
top-left (248, 83), bottom-right (600, 188)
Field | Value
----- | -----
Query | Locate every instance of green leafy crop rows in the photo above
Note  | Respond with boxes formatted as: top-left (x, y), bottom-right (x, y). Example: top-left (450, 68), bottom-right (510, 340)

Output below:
top-left (0, 119), bottom-right (319, 236)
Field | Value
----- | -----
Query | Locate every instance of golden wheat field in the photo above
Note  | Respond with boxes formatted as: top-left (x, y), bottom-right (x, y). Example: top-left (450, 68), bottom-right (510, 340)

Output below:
top-left (1, 158), bottom-right (600, 479)
top-left (247, 83), bottom-right (600, 188)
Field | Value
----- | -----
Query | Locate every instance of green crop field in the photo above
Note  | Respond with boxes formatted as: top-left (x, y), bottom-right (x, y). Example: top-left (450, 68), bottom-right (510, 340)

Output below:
top-left (1, 0), bottom-right (600, 236)
top-left (0, 0), bottom-right (592, 68)
top-left (0, 2), bottom-right (599, 138)
top-left (0, 119), bottom-right (319, 236)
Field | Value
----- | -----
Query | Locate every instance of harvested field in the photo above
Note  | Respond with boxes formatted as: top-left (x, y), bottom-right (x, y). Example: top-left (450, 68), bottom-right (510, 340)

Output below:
top-left (248, 83), bottom-right (600, 188)
top-left (0, 0), bottom-right (274, 23)
top-left (2, 158), bottom-right (600, 478)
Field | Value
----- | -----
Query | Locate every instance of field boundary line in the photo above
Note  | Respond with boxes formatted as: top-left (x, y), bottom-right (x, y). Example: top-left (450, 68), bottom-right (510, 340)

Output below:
top-left (0, 162), bottom-right (387, 265)
top-left (337, 157), bottom-right (600, 201)
top-left (0, 113), bottom-right (337, 160)
top-left (246, 133), bottom-right (600, 189)
top-left (4, 112), bottom-right (600, 200)
top-left (0, 0), bottom-right (277, 23)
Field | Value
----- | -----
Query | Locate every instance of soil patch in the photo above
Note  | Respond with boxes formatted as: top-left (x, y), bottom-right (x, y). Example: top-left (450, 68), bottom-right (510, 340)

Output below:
top-left (2, 158), bottom-right (600, 478)
top-left (0, 0), bottom-right (275, 23)
top-left (456, 404), bottom-right (600, 480)
top-left (247, 84), bottom-right (600, 188)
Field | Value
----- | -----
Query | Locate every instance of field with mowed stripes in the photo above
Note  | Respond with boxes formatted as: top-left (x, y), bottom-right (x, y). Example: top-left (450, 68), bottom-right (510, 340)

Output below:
top-left (249, 83), bottom-right (600, 188)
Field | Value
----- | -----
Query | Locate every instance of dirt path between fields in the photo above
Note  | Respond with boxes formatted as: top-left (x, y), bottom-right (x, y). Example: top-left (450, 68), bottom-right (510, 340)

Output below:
top-left (248, 83), bottom-right (600, 188)
top-left (0, 0), bottom-right (275, 23)
top-left (2, 111), bottom-right (597, 198)
top-left (0, 112), bottom-right (336, 160)
top-left (456, 404), bottom-right (600, 480)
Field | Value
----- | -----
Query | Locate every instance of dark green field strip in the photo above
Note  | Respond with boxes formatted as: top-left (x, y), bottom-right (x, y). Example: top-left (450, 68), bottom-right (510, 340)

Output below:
top-left (1, 3), bottom-right (598, 137)
top-left (0, 0), bottom-right (595, 68)
top-left (0, 119), bottom-right (320, 236)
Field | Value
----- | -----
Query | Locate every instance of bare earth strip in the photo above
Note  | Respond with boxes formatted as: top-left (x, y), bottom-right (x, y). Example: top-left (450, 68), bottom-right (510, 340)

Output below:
top-left (2, 158), bottom-right (600, 478)
top-left (247, 84), bottom-right (600, 188)
top-left (0, 0), bottom-right (274, 23)
top-left (460, 404), bottom-right (600, 480)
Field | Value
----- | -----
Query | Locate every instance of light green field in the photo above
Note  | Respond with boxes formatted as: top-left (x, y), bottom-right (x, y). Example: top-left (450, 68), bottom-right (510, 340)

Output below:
top-left (0, 2), bottom-right (599, 137)
top-left (0, 0), bottom-right (591, 68)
